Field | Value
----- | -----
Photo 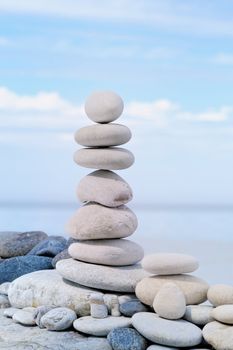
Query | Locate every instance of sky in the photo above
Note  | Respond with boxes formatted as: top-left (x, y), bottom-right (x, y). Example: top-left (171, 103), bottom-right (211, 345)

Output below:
top-left (0, 0), bottom-right (233, 206)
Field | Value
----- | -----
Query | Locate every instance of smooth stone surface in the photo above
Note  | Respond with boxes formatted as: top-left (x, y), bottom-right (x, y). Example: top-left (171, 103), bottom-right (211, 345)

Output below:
top-left (136, 275), bottom-right (209, 306)
top-left (132, 312), bottom-right (202, 347)
top-left (57, 259), bottom-right (149, 292)
top-left (73, 316), bottom-right (131, 336)
top-left (8, 270), bottom-right (102, 316)
top-left (34, 305), bottom-right (55, 328)
top-left (66, 203), bottom-right (138, 240)
top-left (75, 123), bottom-right (131, 147)
top-left (0, 231), bottom-right (48, 258)
top-left (0, 255), bottom-right (53, 284)
top-left (69, 239), bottom-right (144, 266)
top-left (203, 321), bottom-right (233, 350)
top-left (120, 300), bottom-right (149, 317)
top-left (0, 309), bottom-right (112, 350)
top-left (27, 235), bottom-right (67, 257)
top-left (0, 282), bottom-right (11, 295)
top-left (52, 248), bottom-right (71, 267)
top-left (107, 327), bottom-right (147, 350)
top-left (153, 282), bottom-right (186, 320)
top-left (0, 295), bottom-right (10, 308)
top-left (41, 307), bottom-right (77, 330)
top-left (142, 253), bottom-right (199, 275)
top-left (85, 90), bottom-right (124, 123)
top-left (3, 307), bottom-right (19, 318)
top-left (13, 309), bottom-right (36, 326)
top-left (74, 147), bottom-right (134, 170)
top-left (184, 305), bottom-right (214, 325)
top-left (147, 346), bottom-right (177, 350)
top-left (212, 305), bottom-right (233, 324)
top-left (77, 170), bottom-right (133, 207)
top-left (208, 284), bottom-right (233, 306)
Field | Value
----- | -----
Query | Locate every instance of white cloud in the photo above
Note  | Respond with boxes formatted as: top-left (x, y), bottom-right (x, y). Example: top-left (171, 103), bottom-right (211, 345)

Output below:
top-left (213, 53), bottom-right (233, 65)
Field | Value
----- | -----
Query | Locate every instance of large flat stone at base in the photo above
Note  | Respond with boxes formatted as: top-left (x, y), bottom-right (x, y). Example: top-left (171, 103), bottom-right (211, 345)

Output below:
top-left (0, 309), bottom-right (111, 350)
top-left (56, 259), bottom-right (149, 292)
top-left (8, 270), bottom-right (103, 316)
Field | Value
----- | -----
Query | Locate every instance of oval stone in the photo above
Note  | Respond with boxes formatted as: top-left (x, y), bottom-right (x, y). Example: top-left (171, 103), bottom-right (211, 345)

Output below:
top-left (66, 203), bottom-right (138, 240)
top-left (142, 253), bottom-right (199, 275)
top-left (68, 239), bottom-right (144, 266)
top-left (12, 309), bottom-right (36, 326)
top-left (184, 305), bottom-right (214, 325)
top-left (40, 307), bottom-right (77, 330)
top-left (85, 90), bottom-right (124, 123)
top-left (75, 124), bottom-right (131, 147)
top-left (212, 305), bottom-right (233, 325)
top-left (77, 170), bottom-right (133, 207)
top-left (203, 321), bottom-right (233, 350)
top-left (74, 148), bottom-right (134, 170)
top-left (147, 346), bottom-right (177, 350)
top-left (73, 316), bottom-right (131, 336)
top-left (107, 327), bottom-right (147, 350)
top-left (132, 312), bottom-right (202, 347)
top-left (208, 284), bottom-right (233, 306)
top-left (56, 259), bottom-right (149, 292)
top-left (136, 275), bottom-right (209, 306)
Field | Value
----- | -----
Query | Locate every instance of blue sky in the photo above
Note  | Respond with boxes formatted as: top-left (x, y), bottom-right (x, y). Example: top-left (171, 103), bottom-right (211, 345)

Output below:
top-left (0, 0), bottom-right (233, 206)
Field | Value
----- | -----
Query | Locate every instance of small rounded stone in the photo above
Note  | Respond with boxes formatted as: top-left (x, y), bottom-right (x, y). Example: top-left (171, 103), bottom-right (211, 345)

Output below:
top-left (75, 124), bottom-right (131, 147)
top-left (40, 307), bottom-right (77, 330)
top-left (208, 284), bottom-right (233, 306)
top-left (212, 305), bottom-right (233, 325)
top-left (107, 327), bottom-right (147, 350)
top-left (120, 300), bottom-right (148, 317)
top-left (147, 346), bottom-right (177, 350)
top-left (12, 308), bottom-right (36, 326)
top-left (203, 321), bottom-right (233, 350)
top-left (0, 294), bottom-right (10, 308)
top-left (85, 90), bottom-right (124, 123)
top-left (184, 305), bottom-right (214, 325)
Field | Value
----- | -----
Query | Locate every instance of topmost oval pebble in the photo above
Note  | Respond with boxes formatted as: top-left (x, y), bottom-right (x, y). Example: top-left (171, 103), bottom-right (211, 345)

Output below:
top-left (85, 91), bottom-right (124, 123)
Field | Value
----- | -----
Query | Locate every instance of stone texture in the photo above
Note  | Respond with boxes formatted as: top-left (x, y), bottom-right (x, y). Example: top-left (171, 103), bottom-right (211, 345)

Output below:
top-left (69, 239), bottom-right (144, 266)
top-left (146, 346), bottom-right (177, 350)
top-left (40, 307), bottom-right (77, 330)
top-left (66, 203), bottom-right (138, 240)
top-left (184, 305), bottom-right (214, 325)
top-left (73, 316), bottom-right (132, 336)
top-left (52, 248), bottom-right (71, 267)
top-left (3, 307), bottom-right (19, 318)
top-left (153, 282), bottom-right (186, 320)
top-left (57, 259), bottom-right (148, 292)
top-left (34, 305), bottom-right (56, 328)
top-left (13, 308), bottom-right (36, 326)
top-left (203, 321), bottom-right (233, 350)
top-left (0, 295), bottom-right (10, 308)
top-left (85, 90), bottom-right (124, 123)
top-left (212, 305), bottom-right (233, 325)
top-left (120, 300), bottom-right (148, 317)
top-left (0, 231), bottom-right (48, 258)
top-left (135, 275), bottom-right (209, 306)
top-left (74, 147), bottom-right (134, 170)
top-left (132, 312), bottom-right (202, 347)
top-left (0, 309), bottom-right (112, 350)
top-left (77, 170), bottom-right (133, 207)
top-left (0, 255), bottom-right (53, 284)
top-left (8, 269), bottom-right (101, 316)
top-left (75, 123), bottom-right (131, 147)
top-left (208, 284), bottom-right (233, 306)
top-left (27, 235), bottom-right (67, 257)
top-left (0, 282), bottom-right (11, 295)
top-left (142, 253), bottom-right (199, 275)
top-left (107, 327), bottom-right (147, 350)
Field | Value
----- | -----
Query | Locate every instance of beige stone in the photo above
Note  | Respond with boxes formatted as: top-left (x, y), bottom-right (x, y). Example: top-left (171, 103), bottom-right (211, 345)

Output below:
top-left (203, 321), bottom-right (233, 350)
top-left (208, 284), bottom-right (233, 306)
top-left (212, 305), bottom-right (233, 324)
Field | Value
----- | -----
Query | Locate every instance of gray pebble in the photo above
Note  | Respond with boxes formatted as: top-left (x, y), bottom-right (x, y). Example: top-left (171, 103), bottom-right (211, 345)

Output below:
top-left (120, 300), bottom-right (148, 317)
top-left (107, 327), bottom-right (147, 350)
top-left (40, 307), bottom-right (77, 330)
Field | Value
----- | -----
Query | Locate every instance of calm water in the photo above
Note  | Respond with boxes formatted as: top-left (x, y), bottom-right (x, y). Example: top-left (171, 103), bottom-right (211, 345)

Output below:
top-left (1, 204), bottom-right (233, 284)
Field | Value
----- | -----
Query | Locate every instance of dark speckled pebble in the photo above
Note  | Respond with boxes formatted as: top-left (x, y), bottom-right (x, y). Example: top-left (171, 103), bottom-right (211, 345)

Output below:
top-left (120, 300), bottom-right (149, 317)
top-left (107, 327), bottom-right (147, 350)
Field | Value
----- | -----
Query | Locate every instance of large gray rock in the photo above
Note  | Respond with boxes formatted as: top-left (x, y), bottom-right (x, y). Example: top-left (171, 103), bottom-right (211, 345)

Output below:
top-left (27, 236), bottom-right (67, 257)
top-left (40, 307), bottom-right (77, 330)
top-left (0, 231), bottom-right (48, 258)
top-left (203, 320), bottom-right (233, 350)
top-left (66, 203), bottom-right (138, 240)
top-left (69, 239), bottom-right (144, 266)
top-left (75, 123), bottom-right (131, 147)
top-left (77, 170), bottom-right (133, 207)
top-left (74, 147), bottom-right (134, 170)
top-left (107, 327), bottom-right (147, 350)
top-left (132, 312), bottom-right (202, 347)
top-left (57, 259), bottom-right (149, 292)
top-left (208, 284), bottom-right (233, 306)
top-left (0, 309), bottom-right (112, 350)
top-left (85, 90), bottom-right (124, 123)
top-left (8, 270), bottom-right (101, 316)
top-left (0, 256), bottom-right (53, 283)
top-left (52, 248), bottom-right (71, 268)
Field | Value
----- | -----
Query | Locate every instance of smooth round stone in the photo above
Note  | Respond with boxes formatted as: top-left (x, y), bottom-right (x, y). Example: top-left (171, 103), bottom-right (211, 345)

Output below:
top-left (40, 307), bottom-right (77, 330)
top-left (13, 309), bottom-right (36, 326)
top-left (212, 305), bottom-right (233, 324)
top-left (73, 316), bottom-right (131, 336)
top-left (34, 305), bottom-right (56, 328)
top-left (120, 300), bottom-right (149, 317)
top-left (3, 307), bottom-right (19, 318)
top-left (85, 90), bottom-right (124, 123)
top-left (136, 275), bottom-right (209, 306)
top-left (66, 203), bottom-right (138, 240)
top-left (27, 235), bottom-right (67, 257)
top-left (153, 282), bottom-right (186, 320)
top-left (203, 321), bottom-right (233, 350)
top-left (132, 312), bottom-right (202, 347)
top-left (184, 305), bottom-right (214, 325)
top-left (107, 327), bottom-right (147, 350)
top-left (74, 147), bottom-right (134, 170)
top-left (208, 284), bottom-right (233, 306)
top-left (0, 231), bottom-right (48, 258)
top-left (77, 170), bottom-right (133, 207)
top-left (69, 239), bottom-right (144, 266)
top-left (0, 295), bottom-right (10, 308)
top-left (142, 253), bottom-right (199, 275)
top-left (75, 124), bottom-right (131, 147)
top-left (147, 346), bottom-right (177, 350)
top-left (56, 259), bottom-right (149, 292)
